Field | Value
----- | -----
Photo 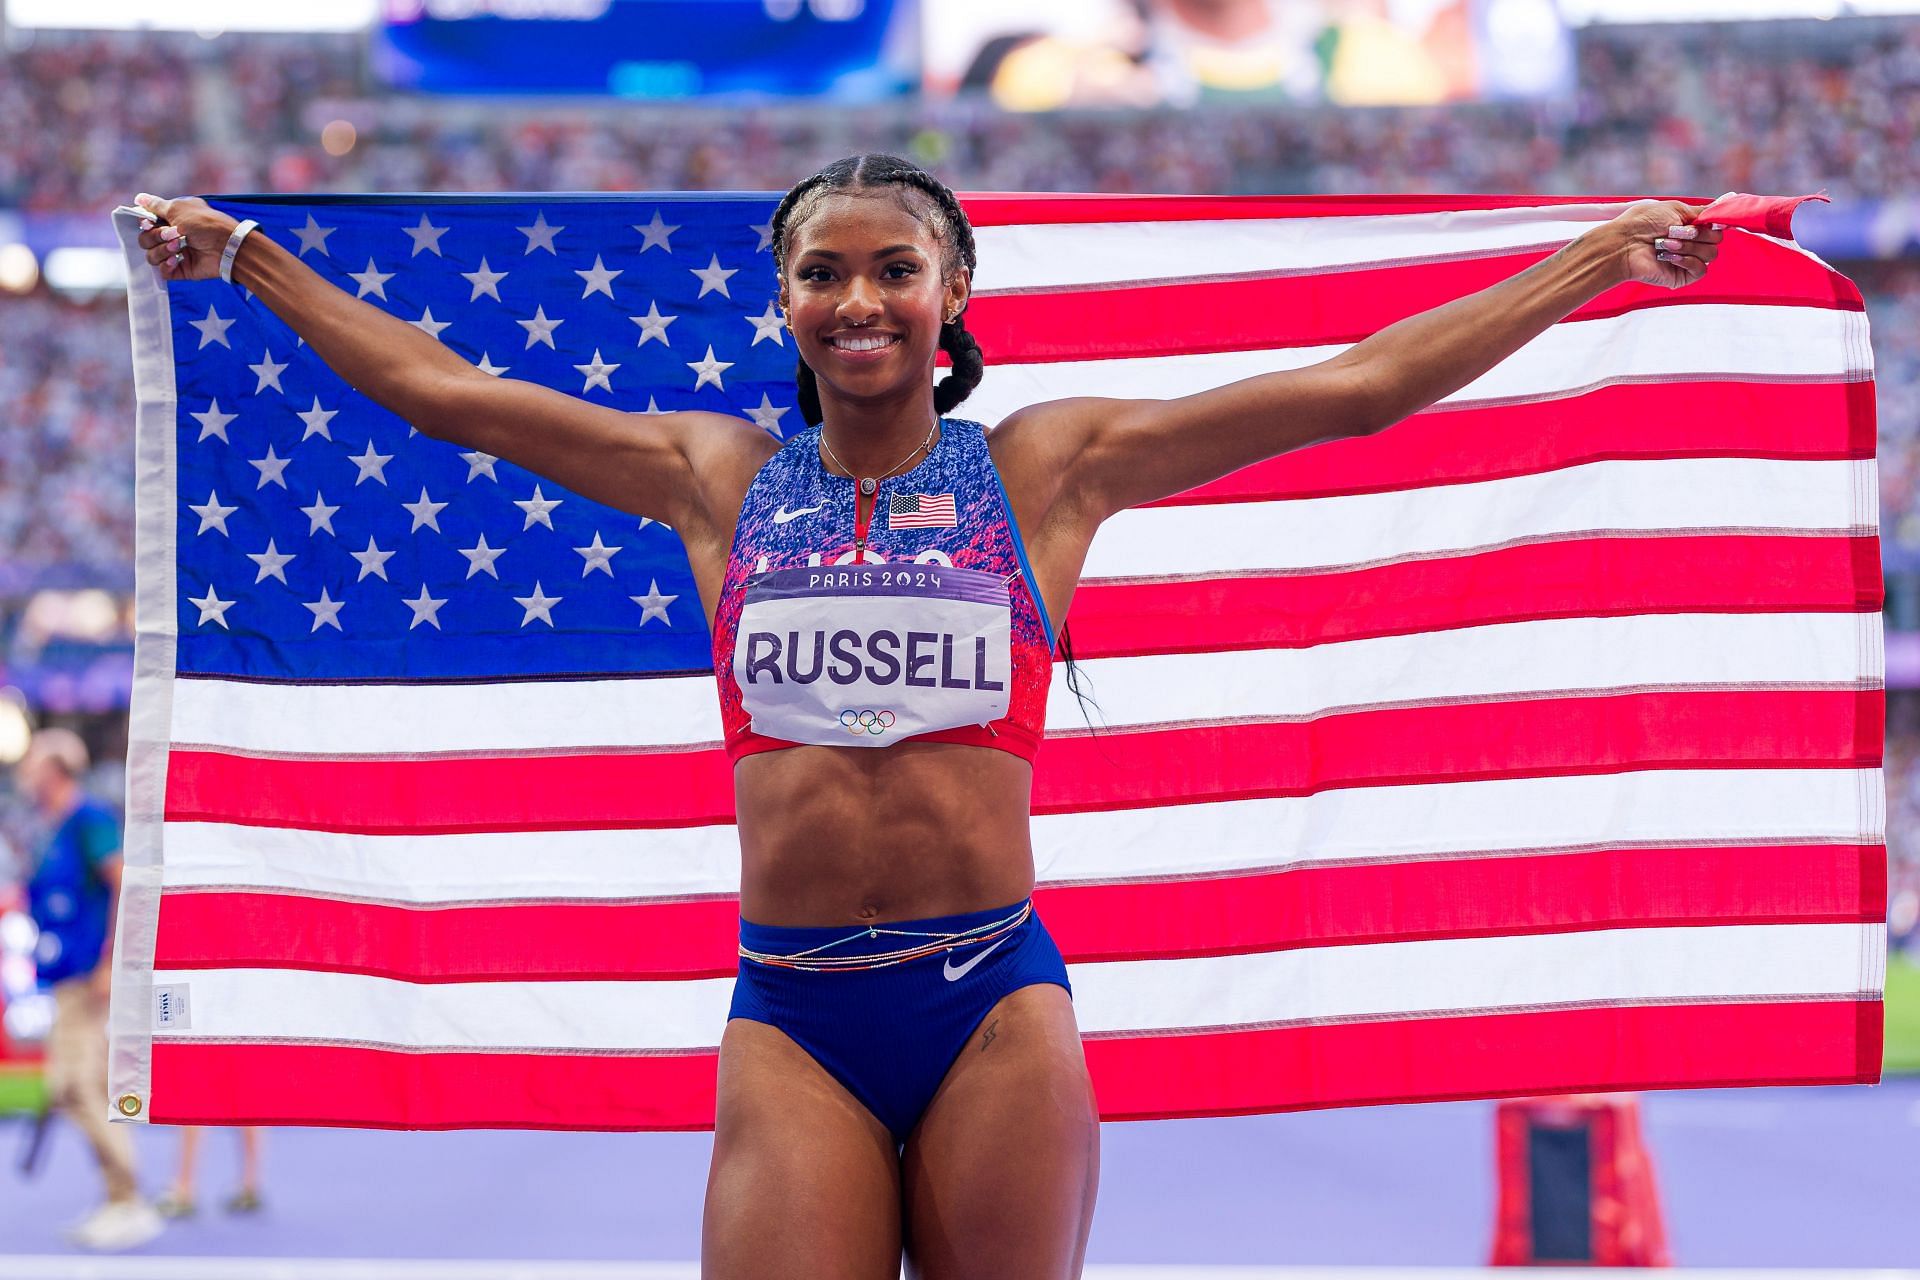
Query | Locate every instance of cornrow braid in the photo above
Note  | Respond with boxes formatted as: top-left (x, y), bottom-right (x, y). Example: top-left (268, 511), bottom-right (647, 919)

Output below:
top-left (771, 154), bottom-right (985, 427)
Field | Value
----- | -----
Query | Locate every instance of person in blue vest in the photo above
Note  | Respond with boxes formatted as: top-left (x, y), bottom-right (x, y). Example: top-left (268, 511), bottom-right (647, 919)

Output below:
top-left (21, 727), bottom-right (163, 1252)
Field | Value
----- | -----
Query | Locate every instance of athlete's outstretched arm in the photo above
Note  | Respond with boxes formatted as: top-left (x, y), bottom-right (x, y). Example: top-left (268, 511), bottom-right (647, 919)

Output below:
top-left (130, 194), bottom-right (771, 532)
top-left (1012, 199), bottom-right (1723, 524)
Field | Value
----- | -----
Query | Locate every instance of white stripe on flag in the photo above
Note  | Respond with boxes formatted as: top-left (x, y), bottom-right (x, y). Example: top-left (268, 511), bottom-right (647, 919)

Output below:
top-left (965, 304), bottom-right (1869, 426)
top-left (1087, 457), bottom-right (1871, 578)
top-left (158, 769), bottom-right (1879, 904)
top-left (149, 923), bottom-right (1879, 1050)
top-left (972, 203), bottom-right (1631, 292)
top-left (169, 610), bottom-right (1873, 756)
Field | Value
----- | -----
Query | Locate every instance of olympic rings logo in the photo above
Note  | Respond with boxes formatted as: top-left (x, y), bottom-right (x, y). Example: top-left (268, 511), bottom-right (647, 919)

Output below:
top-left (839, 709), bottom-right (897, 736)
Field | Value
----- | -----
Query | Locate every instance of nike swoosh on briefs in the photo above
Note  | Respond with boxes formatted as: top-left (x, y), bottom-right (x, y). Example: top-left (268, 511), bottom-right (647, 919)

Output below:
top-left (771, 504), bottom-right (823, 524)
top-left (942, 936), bottom-right (1008, 982)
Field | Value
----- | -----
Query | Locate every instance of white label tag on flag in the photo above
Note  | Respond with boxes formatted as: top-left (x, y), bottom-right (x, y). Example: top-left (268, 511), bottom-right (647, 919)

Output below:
top-left (734, 564), bottom-right (1012, 747)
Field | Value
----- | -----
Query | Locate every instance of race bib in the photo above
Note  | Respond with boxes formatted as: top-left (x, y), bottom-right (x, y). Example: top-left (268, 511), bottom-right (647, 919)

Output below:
top-left (734, 564), bottom-right (1013, 748)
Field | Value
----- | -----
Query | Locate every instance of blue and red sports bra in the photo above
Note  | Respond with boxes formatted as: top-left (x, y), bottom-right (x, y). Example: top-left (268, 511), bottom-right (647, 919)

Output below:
top-left (712, 417), bottom-right (1056, 762)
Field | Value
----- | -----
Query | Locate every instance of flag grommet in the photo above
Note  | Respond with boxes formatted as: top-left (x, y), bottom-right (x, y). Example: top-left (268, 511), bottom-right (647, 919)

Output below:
top-left (116, 1093), bottom-right (143, 1118)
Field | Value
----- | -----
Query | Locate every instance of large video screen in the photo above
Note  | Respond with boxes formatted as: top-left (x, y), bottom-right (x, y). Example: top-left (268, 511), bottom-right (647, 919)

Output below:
top-left (374, 0), bottom-right (918, 99)
top-left (921, 0), bottom-right (1574, 108)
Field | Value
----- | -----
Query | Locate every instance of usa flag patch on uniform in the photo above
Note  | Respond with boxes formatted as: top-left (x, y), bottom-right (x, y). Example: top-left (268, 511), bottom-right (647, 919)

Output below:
top-left (888, 492), bottom-right (957, 529)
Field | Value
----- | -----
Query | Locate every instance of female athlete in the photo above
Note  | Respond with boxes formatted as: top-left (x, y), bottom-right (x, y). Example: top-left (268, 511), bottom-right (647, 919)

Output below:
top-left (133, 157), bottom-right (1720, 1279)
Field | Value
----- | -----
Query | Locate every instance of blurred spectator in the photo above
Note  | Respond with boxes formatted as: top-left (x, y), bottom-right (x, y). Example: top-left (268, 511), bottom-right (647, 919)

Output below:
top-left (18, 727), bottom-right (162, 1251)
top-left (156, 1126), bottom-right (267, 1221)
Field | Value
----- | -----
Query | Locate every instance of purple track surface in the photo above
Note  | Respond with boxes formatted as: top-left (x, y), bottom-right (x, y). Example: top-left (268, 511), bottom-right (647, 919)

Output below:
top-left (3, 1082), bottom-right (1917, 1265)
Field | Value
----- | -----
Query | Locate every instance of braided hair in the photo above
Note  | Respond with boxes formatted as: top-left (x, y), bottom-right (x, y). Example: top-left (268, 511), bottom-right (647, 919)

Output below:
top-left (769, 154), bottom-right (986, 428)
top-left (770, 156), bottom-right (1101, 732)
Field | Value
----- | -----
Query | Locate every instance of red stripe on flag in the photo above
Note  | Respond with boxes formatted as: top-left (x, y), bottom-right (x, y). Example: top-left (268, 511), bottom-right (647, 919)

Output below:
top-left (152, 843), bottom-right (1884, 983)
top-left (967, 238), bottom-right (1860, 363)
top-left (145, 998), bottom-right (1876, 1129)
top-left (1068, 535), bottom-right (1882, 659)
top-left (1083, 998), bottom-right (1883, 1122)
top-left (1144, 380), bottom-right (1877, 506)
top-left (149, 1041), bottom-right (721, 1131)
top-left (163, 690), bottom-right (1881, 833)
top-left (1031, 690), bottom-right (1882, 813)
top-left (957, 192), bottom-right (1700, 227)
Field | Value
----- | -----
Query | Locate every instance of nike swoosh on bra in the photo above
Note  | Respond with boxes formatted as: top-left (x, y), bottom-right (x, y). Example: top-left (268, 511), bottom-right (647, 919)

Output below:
top-left (942, 936), bottom-right (1008, 982)
top-left (771, 504), bottom-right (824, 525)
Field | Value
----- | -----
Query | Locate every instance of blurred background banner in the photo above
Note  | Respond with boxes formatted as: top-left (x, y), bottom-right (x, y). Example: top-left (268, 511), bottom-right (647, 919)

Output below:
top-left (374, 0), bottom-right (920, 100)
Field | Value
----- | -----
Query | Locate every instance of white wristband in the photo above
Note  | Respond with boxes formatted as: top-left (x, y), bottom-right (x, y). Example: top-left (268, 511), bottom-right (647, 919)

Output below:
top-left (219, 219), bottom-right (258, 285)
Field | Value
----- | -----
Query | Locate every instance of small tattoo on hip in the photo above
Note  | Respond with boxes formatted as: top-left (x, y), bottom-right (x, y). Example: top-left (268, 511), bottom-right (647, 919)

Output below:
top-left (978, 1017), bottom-right (1000, 1053)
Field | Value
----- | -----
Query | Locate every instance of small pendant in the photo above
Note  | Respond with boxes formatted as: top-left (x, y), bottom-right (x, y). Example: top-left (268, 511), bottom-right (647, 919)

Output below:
top-left (859, 476), bottom-right (876, 495)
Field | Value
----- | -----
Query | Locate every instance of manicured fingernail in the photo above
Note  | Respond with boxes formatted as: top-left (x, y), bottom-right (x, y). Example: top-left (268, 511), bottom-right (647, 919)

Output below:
top-left (1667, 224), bottom-right (1698, 239)
top-left (1657, 251), bottom-right (1679, 263)
top-left (160, 226), bottom-right (179, 241)
top-left (1656, 238), bottom-right (1678, 252)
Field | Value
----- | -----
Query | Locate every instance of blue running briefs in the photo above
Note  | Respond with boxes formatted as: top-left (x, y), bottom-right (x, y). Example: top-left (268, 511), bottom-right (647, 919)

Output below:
top-left (728, 899), bottom-right (1072, 1144)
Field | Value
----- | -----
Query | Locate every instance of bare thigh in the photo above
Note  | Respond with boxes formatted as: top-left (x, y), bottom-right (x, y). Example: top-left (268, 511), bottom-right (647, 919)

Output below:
top-left (702, 1017), bottom-right (903, 1280)
top-left (901, 984), bottom-right (1100, 1280)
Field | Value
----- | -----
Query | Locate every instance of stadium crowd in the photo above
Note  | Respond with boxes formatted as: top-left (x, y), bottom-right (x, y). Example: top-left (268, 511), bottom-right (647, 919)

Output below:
top-left (0, 17), bottom-right (1917, 944)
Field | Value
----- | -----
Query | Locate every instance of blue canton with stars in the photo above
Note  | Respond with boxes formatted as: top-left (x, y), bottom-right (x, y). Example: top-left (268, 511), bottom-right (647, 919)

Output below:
top-left (170, 194), bottom-right (791, 681)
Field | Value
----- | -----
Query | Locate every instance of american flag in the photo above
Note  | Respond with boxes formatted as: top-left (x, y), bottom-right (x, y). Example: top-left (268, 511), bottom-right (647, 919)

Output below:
top-left (107, 191), bottom-right (1884, 1131)
top-left (887, 491), bottom-right (958, 529)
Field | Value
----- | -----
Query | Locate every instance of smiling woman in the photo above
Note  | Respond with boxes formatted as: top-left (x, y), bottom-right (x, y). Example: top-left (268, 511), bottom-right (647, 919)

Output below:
top-left (131, 147), bottom-right (1718, 1279)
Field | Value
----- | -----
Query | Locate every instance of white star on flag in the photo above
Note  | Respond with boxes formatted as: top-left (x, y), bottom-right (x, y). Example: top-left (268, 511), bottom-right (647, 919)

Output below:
top-left (410, 307), bottom-right (451, 340)
top-left (750, 220), bottom-right (775, 252)
top-left (746, 301), bottom-right (785, 347)
top-left (349, 440), bottom-right (394, 486)
top-left (515, 485), bottom-right (563, 530)
top-left (475, 353), bottom-right (510, 377)
top-left (573, 532), bottom-right (621, 576)
top-left (518, 211), bottom-right (564, 255)
top-left (688, 345), bottom-right (733, 391)
top-left (461, 258), bottom-right (509, 302)
top-left (304, 588), bottom-right (345, 633)
top-left (403, 488), bottom-right (448, 532)
top-left (404, 213), bottom-right (448, 257)
top-left (640, 397), bottom-right (665, 415)
top-left (576, 255), bottom-right (622, 299)
top-left (634, 211), bottom-right (678, 253)
top-left (296, 397), bottom-right (338, 440)
top-left (249, 350), bottom-right (288, 394)
top-left (351, 536), bottom-right (396, 581)
top-left (292, 214), bottom-right (336, 257)
top-left (461, 450), bottom-right (499, 482)
top-left (575, 349), bottom-right (619, 393)
top-left (189, 586), bottom-right (235, 629)
top-left (249, 445), bottom-right (291, 489)
top-left (518, 305), bottom-right (564, 349)
top-left (459, 533), bottom-right (505, 579)
top-left (190, 306), bottom-right (235, 349)
top-left (246, 539), bottom-right (295, 584)
top-left (189, 491), bottom-right (237, 536)
top-left (301, 492), bottom-right (340, 535)
top-left (515, 581), bottom-right (562, 627)
top-left (191, 399), bottom-right (237, 443)
top-left (631, 301), bottom-right (676, 348)
top-left (348, 259), bottom-right (395, 300)
top-left (745, 393), bottom-right (790, 435)
top-left (631, 579), bottom-right (677, 627)
top-left (690, 255), bottom-right (738, 299)
top-left (404, 585), bottom-right (447, 630)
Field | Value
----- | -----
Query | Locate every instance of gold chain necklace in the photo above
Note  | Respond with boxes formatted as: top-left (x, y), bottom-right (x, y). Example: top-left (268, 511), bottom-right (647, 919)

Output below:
top-left (818, 418), bottom-right (938, 497)
top-left (820, 418), bottom-right (938, 558)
